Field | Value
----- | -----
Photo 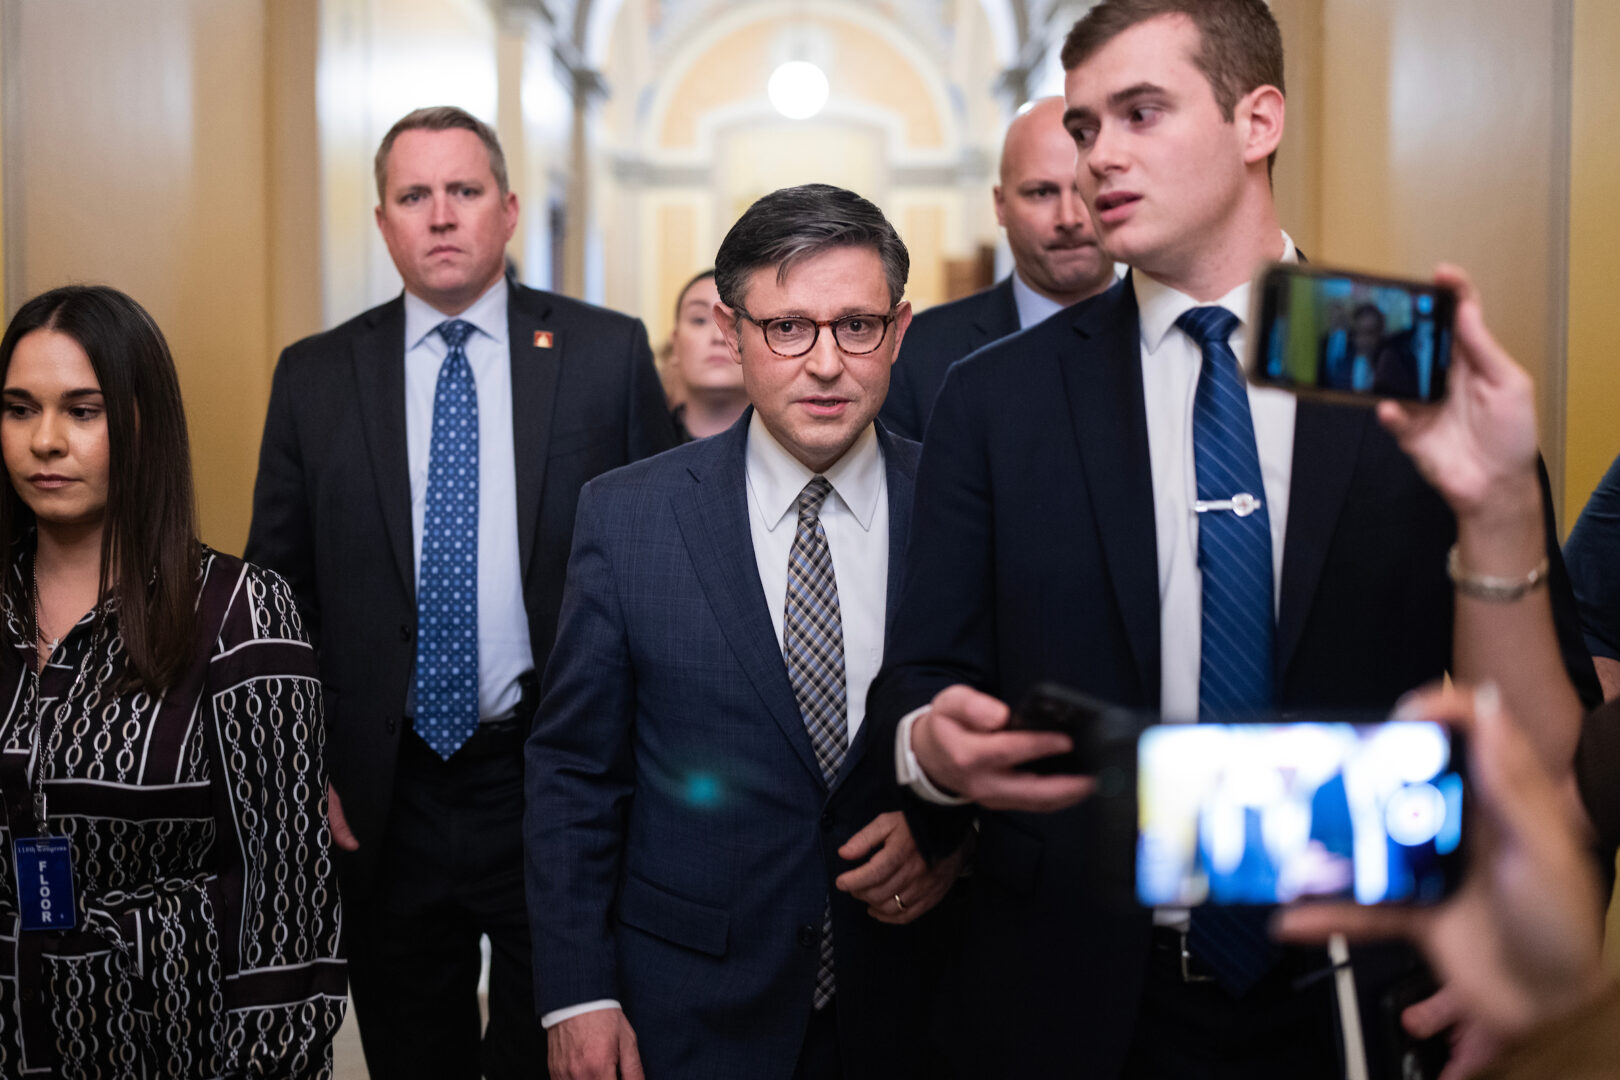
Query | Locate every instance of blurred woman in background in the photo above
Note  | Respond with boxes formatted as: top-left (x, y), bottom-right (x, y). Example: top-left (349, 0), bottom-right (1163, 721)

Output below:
top-left (660, 269), bottom-right (748, 441)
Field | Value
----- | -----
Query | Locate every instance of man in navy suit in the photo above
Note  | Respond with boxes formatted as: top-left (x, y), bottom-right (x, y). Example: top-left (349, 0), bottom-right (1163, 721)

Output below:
top-left (247, 107), bottom-right (675, 1078)
top-left (879, 96), bottom-right (1119, 441)
top-left (528, 184), bottom-right (962, 1080)
top-left (870, 2), bottom-right (1599, 1077)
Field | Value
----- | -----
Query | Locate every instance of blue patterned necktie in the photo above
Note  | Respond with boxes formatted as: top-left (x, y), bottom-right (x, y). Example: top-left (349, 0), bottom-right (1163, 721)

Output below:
top-left (783, 476), bottom-right (846, 1010)
top-left (1178, 305), bottom-right (1282, 995)
top-left (415, 318), bottom-right (480, 760)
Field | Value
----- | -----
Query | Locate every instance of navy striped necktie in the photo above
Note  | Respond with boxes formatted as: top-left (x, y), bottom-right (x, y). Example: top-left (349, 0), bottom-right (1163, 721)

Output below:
top-left (1181, 305), bottom-right (1274, 713)
top-left (1178, 305), bottom-right (1282, 995)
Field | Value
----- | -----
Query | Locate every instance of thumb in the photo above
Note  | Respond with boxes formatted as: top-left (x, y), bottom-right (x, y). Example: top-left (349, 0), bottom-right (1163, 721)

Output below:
top-left (1376, 398), bottom-right (1417, 441)
top-left (1402, 986), bottom-right (1463, 1040)
top-left (327, 783), bottom-right (360, 851)
top-left (930, 684), bottom-right (1011, 734)
top-left (1434, 264), bottom-right (1516, 385)
top-left (838, 812), bottom-right (897, 861)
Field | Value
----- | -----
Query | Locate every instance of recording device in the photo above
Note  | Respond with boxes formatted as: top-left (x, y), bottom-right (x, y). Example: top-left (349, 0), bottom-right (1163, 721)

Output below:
top-left (1136, 719), bottom-right (1466, 907)
top-left (1006, 682), bottom-right (1133, 775)
top-left (1008, 683), bottom-right (1142, 912)
top-left (1248, 263), bottom-right (1456, 404)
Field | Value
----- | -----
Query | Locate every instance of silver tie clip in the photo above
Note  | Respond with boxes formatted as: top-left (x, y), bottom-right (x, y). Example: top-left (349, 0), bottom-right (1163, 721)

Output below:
top-left (1193, 492), bottom-right (1263, 517)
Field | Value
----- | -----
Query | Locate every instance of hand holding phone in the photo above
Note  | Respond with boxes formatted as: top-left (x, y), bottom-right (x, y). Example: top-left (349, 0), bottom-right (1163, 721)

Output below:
top-left (1275, 686), bottom-right (1611, 1060)
top-left (1372, 264), bottom-right (1542, 527)
top-left (1249, 263), bottom-right (1455, 405)
top-left (909, 684), bottom-right (1095, 813)
top-left (1005, 683), bottom-right (1111, 775)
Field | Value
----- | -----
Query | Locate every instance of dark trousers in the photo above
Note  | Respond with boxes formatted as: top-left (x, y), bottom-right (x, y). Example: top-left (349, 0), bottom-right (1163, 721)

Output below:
top-left (1119, 929), bottom-right (1341, 1079)
top-left (346, 723), bottom-right (545, 1080)
top-left (794, 999), bottom-right (843, 1080)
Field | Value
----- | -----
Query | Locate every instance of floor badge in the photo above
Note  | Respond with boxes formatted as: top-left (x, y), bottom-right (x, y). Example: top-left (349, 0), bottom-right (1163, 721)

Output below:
top-left (15, 836), bottom-right (75, 932)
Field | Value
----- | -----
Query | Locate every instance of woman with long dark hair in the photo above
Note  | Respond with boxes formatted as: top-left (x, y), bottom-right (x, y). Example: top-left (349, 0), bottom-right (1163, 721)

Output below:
top-left (0, 285), bottom-right (344, 1076)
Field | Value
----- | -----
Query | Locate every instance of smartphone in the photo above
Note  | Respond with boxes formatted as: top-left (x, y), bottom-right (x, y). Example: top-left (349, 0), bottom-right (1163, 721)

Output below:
top-left (1248, 263), bottom-right (1456, 404)
top-left (1006, 682), bottom-right (1128, 775)
top-left (1003, 684), bottom-right (1143, 911)
top-left (1136, 719), bottom-right (1465, 906)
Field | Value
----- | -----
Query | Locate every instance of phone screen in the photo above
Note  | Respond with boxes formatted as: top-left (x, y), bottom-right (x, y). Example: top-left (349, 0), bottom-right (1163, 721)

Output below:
top-left (1136, 721), bottom-right (1464, 906)
top-left (1252, 265), bottom-right (1454, 403)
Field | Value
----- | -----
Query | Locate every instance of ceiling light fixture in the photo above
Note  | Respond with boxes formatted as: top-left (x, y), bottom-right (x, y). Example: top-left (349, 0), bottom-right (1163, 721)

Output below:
top-left (768, 60), bottom-right (829, 120)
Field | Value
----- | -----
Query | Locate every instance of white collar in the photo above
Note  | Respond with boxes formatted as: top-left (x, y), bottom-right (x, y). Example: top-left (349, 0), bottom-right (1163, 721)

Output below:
top-left (1133, 231), bottom-right (1298, 353)
top-left (745, 412), bottom-right (884, 533)
top-left (403, 277), bottom-right (510, 352)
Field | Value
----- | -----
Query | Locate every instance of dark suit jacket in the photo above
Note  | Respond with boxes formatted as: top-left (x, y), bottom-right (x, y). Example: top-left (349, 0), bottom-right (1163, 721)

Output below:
top-left (878, 276), bottom-right (1019, 441)
top-left (867, 278), bottom-right (1599, 1077)
top-left (245, 280), bottom-right (677, 902)
top-left (527, 414), bottom-right (931, 1080)
top-left (1576, 699), bottom-right (1620, 883)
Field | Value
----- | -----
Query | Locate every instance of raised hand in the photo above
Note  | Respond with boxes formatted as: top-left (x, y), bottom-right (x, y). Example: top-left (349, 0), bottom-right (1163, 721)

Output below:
top-left (1377, 265), bottom-right (1541, 527)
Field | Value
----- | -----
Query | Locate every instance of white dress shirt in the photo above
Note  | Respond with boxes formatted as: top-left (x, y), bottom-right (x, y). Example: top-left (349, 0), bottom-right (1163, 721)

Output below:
top-left (403, 279), bottom-right (533, 723)
top-left (899, 235), bottom-right (1300, 806)
top-left (745, 412), bottom-right (889, 744)
top-left (543, 415), bottom-right (891, 1029)
top-left (1138, 233), bottom-right (1298, 722)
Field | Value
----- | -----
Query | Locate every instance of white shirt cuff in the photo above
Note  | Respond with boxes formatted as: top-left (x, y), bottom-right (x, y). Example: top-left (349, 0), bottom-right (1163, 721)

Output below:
top-left (895, 705), bottom-right (972, 806)
top-left (541, 999), bottom-right (622, 1029)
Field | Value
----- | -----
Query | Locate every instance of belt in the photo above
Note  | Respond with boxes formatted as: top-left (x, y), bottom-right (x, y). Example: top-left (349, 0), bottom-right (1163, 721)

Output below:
top-left (403, 672), bottom-right (538, 761)
top-left (501, 670), bottom-right (541, 728)
top-left (1150, 926), bottom-right (1218, 984)
top-left (1150, 925), bottom-right (1343, 995)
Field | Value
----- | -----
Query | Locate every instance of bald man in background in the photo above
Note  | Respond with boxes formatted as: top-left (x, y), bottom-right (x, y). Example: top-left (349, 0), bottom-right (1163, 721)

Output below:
top-left (879, 96), bottom-right (1120, 441)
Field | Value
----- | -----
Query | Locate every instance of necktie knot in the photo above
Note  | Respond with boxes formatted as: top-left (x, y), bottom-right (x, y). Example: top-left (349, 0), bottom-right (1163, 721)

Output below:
top-left (437, 318), bottom-right (475, 352)
top-left (797, 476), bottom-right (833, 522)
top-left (1176, 305), bottom-right (1241, 352)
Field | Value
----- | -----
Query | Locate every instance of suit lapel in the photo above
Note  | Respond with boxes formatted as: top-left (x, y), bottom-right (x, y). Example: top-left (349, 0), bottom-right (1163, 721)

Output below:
top-left (1059, 282), bottom-right (1162, 705)
top-left (1275, 399), bottom-right (1369, 682)
top-left (350, 299), bottom-right (416, 599)
top-left (672, 418), bottom-right (826, 787)
top-left (507, 282), bottom-right (562, 583)
top-left (879, 428), bottom-right (916, 640)
top-left (975, 276), bottom-right (1021, 342)
top-left (827, 425), bottom-right (917, 797)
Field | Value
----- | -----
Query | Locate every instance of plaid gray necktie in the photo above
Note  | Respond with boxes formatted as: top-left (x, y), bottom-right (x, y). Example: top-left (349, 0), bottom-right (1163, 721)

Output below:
top-left (784, 475), bottom-right (846, 1009)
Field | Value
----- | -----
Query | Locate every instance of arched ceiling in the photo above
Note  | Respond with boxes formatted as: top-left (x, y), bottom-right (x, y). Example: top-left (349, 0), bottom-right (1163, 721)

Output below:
top-left (493, 0), bottom-right (1089, 108)
top-left (570, 0), bottom-right (1033, 70)
top-left (640, 2), bottom-right (963, 155)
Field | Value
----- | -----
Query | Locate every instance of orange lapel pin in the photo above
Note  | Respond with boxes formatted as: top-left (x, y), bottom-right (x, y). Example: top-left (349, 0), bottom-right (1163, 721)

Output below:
top-left (534, 331), bottom-right (554, 349)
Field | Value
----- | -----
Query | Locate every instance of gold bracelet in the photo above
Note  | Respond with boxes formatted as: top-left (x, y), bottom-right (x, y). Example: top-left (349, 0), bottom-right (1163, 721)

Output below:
top-left (1446, 544), bottom-right (1549, 603)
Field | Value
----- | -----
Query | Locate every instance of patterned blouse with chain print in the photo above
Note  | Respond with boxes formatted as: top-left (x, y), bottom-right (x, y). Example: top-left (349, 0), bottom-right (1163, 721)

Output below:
top-left (0, 547), bottom-right (345, 1077)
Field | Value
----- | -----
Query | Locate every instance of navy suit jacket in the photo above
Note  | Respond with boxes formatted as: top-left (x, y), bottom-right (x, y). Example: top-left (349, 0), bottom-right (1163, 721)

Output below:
top-left (867, 278), bottom-right (1599, 1076)
top-left (527, 415), bottom-right (930, 1080)
top-left (246, 280), bottom-right (676, 901)
top-left (879, 276), bottom-right (1019, 441)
